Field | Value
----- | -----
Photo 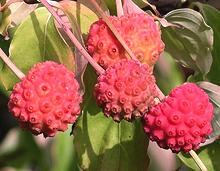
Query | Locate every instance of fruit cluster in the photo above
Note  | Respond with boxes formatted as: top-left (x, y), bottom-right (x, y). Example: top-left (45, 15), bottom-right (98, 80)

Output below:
top-left (8, 12), bottom-right (213, 154)
top-left (142, 83), bottom-right (213, 153)
top-left (8, 61), bottom-right (82, 137)
top-left (87, 13), bottom-right (164, 69)
top-left (94, 59), bottom-right (158, 122)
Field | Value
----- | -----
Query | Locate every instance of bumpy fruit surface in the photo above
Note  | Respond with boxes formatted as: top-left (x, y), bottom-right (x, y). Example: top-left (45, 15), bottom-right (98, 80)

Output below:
top-left (94, 59), bottom-right (158, 122)
top-left (86, 13), bottom-right (164, 69)
top-left (143, 83), bottom-right (213, 153)
top-left (8, 61), bottom-right (82, 137)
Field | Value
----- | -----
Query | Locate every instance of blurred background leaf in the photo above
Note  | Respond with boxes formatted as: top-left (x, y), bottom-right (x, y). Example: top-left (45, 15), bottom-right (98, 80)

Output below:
top-left (191, 2), bottom-right (220, 85)
top-left (0, 130), bottom-right (49, 170)
top-left (50, 127), bottom-right (79, 171)
top-left (155, 52), bottom-right (184, 95)
top-left (162, 8), bottom-right (213, 76)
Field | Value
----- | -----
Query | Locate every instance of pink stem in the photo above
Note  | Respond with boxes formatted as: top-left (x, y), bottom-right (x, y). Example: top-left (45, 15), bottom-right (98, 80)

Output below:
top-left (89, 0), bottom-right (137, 61)
top-left (40, 0), bottom-right (105, 75)
top-left (116, 0), bottom-right (124, 17)
top-left (156, 85), bottom-right (165, 100)
top-left (0, 48), bottom-right (25, 79)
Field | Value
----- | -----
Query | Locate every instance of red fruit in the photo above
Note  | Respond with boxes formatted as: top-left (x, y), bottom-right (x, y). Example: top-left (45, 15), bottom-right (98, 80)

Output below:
top-left (142, 83), bottom-right (213, 153)
top-left (87, 13), bottom-right (164, 69)
top-left (8, 61), bottom-right (82, 137)
top-left (94, 59), bottom-right (158, 122)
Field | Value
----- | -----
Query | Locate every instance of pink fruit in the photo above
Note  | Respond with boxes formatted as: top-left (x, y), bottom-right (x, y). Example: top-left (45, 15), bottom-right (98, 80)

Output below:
top-left (94, 59), bottom-right (158, 122)
top-left (143, 83), bottom-right (213, 153)
top-left (87, 13), bottom-right (164, 69)
top-left (8, 61), bottom-right (82, 137)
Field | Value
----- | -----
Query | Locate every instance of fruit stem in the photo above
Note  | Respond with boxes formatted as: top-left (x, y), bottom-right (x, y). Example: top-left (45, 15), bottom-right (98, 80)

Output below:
top-left (116, 0), bottom-right (124, 17)
top-left (156, 85), bottom-right (165, 100)
top-left (39, 0), bottom-right (105, 75)
top-left (189, 150), bottom-right (208, 171)
top-left (89, 0), bottom-right (137, 61)
top-left (0, 48), bottom-right (25, 79)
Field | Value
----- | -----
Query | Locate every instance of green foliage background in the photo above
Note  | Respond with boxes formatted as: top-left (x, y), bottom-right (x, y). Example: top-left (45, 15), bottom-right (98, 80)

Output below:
top-left (0, 0), bottom-right (220, 171)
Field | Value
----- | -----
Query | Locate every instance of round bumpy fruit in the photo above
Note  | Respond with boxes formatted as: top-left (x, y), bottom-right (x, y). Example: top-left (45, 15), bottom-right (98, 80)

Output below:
top-left (8, 61), bottom-right (82, 137)
top-left (94, 59), bottom-right (158, 122)
top-left (143, 83), bottom-right (213, 153)
top-left (86, 13), bottom-right (164, 69)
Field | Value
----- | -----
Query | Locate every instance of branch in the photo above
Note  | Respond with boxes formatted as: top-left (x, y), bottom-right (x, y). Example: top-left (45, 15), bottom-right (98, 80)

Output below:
top-left (0, 48), bottom-right (25, 79)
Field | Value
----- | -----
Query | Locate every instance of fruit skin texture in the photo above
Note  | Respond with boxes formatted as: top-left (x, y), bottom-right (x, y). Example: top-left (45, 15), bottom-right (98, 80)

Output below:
top-left (94, 59), bottom-right (158, 122)
top-left (86, 13), bottom-right (164, 69)
top-left (143, 83), bottom-right (213, 153)
top-left (8, 61), bottom-right (82, 137)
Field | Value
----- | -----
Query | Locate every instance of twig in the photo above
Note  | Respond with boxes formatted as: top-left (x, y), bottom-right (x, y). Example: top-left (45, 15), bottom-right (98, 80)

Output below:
top-left (39, 0), bottom-right (105, 75)
top-left (189, 150), bottom-right (208, 171)
top-left (156, 85), bottom-right (165, 100)
top-left (0, 48), bottom-right (25, 79)
top-left (89, 0), bottom-right (137, 61)
top-left (116, 0), bottom-right (124, 17)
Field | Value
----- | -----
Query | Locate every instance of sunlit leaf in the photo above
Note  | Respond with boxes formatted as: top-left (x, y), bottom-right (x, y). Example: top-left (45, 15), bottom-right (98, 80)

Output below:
top-left (123, 0), bottom-right (145, 15)
top-left (9, 2), bottom-right (38, 26)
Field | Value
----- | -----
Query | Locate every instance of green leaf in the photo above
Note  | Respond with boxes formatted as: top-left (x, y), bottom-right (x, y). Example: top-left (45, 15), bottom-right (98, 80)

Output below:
top-left (162, 8), bottom-right (213, 75)
top-left (0, 8), bottom-right (11, 35)
top-left (0, 7), bottom-right (75, 96)
top-left (192, 3), bottom-right (220, 85)
top-left (197, 81), bottom-right (220, 138)
top-left (73, 66), bottom-right (149, 171)
top-left (178, 139), bottom-right (220, 171)
top-left (50, 127), bottom-right (79, 171)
